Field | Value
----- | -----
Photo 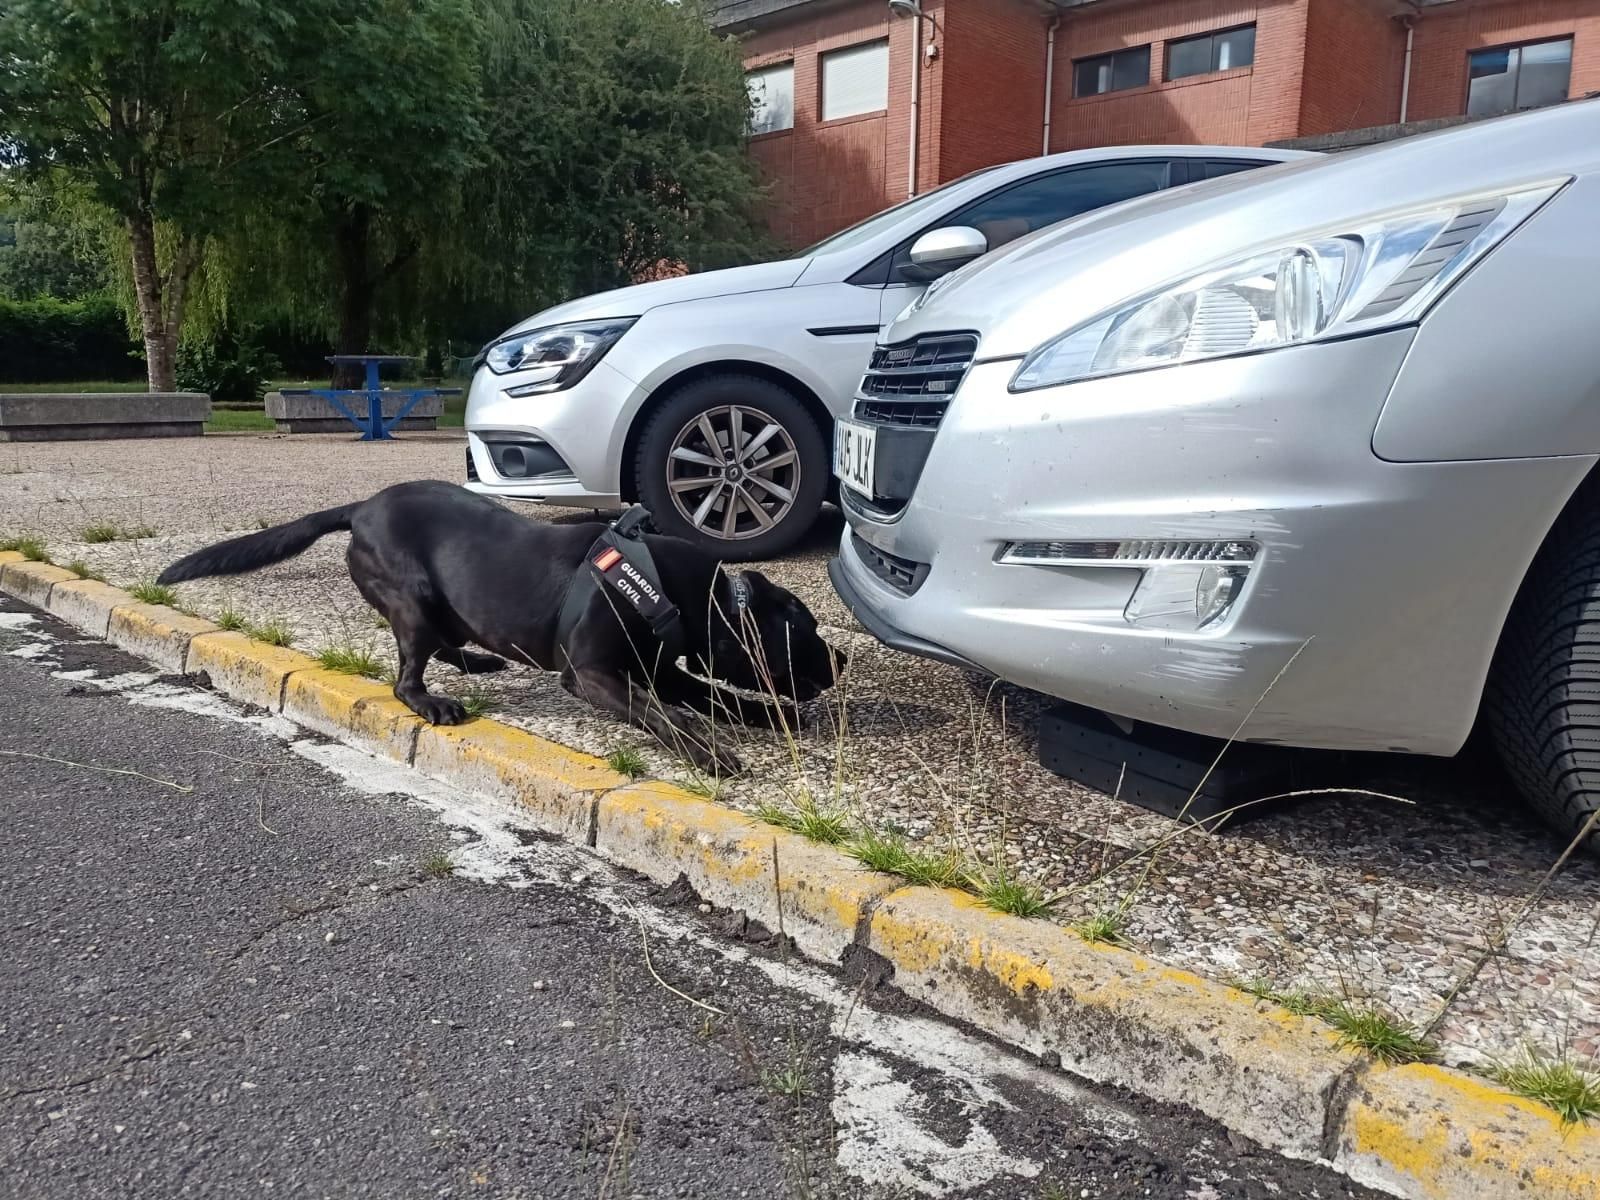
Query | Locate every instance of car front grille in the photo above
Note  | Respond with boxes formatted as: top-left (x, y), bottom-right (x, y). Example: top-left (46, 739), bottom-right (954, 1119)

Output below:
top-left (852, 532), bottom-right (929, 596)
top-left (856, 332), bottom-right (978, 428)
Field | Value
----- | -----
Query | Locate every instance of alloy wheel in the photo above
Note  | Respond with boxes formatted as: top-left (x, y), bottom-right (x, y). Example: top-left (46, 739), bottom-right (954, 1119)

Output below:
top-left (664, 405), bottom-right (802, 541)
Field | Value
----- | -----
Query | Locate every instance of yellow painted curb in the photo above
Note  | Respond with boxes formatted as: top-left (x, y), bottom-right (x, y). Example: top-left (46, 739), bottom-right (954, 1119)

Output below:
top-left (0, 559), bottom-right (79, 609)
top-left (1334, 1063), bottom-right (1600, 1199)
top-left (281, 670), bottom-right (423, 764)
top-left (47, 578), bottom-right (133, 639)
top-left (411, 719), bottom-right (624, 843)
top-left (107, 604), bottom-right (219, 674)
top-left (0, 550), bottom-right (23, 567)
top-left (867, 885), bottom-right (1356, 1160)
top-left (595, 781), bottom-right (901, 963)
top-left (185, 631), bottom-right (318, 710)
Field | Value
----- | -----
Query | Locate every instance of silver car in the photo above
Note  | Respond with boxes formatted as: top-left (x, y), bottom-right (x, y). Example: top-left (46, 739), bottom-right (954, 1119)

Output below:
top-left (464, 146), bottom-right (1304, 559)
top-left (831, 99), bottom-right (1600, 849)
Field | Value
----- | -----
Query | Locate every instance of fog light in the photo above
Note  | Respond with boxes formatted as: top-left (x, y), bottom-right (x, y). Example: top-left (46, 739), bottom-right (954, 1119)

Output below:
top-left (1196, 564), bottom-right (1248, 629)
top-left (1125, 563), bottom-right (1251, 630)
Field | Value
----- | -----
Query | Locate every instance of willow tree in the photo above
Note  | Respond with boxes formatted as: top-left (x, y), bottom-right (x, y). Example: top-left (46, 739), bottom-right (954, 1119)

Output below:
top-left (0, 0), bottom-right (314, 390)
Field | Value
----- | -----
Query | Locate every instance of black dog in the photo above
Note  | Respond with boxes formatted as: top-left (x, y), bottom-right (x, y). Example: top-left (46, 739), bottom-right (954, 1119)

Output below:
top-left (157, 481), bottom-right (844, 773)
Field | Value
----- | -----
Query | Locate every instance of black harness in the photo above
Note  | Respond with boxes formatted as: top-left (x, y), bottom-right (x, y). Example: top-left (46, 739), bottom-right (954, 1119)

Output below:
top-left (553, 506), bottom-right (754, 672)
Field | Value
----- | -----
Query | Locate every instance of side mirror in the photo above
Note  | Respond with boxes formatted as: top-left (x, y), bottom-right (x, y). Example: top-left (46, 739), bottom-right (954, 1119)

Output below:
top-left (899, 226), bottom-right (988, 282)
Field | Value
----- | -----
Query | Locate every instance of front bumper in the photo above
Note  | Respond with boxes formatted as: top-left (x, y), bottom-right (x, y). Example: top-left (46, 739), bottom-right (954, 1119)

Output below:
top-left (463, 359), bottom-right (640, 507)
top-left (838, 330), bottom-right (1593, 756)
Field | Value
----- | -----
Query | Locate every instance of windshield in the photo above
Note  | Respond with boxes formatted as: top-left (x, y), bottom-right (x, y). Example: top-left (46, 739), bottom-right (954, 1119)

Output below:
top-left (798, 166), bottom-right (1004, 257)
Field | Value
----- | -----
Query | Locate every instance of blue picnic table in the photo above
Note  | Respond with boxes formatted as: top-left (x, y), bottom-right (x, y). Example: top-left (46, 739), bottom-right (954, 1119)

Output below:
top-left (279, 354), bottom-right (463, 441)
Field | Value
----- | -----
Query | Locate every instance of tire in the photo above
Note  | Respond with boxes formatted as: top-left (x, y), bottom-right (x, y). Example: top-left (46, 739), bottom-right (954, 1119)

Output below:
top-left (1485, 480), bottom-right (1600, 857)
top-left (633, 374), bottom-right (828, 561)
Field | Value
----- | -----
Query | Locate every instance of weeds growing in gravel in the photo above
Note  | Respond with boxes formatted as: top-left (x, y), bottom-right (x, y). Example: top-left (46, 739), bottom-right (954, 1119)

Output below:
top-left (125, 524), bottom-right (157, 540)
top-left (1492, 1047), bottom-right (1600, 1124)
top-left (215, 608), bottom-right (246, 632)
top-left (846, 827), bottom-right (965, 887)
top-left (969, 858), bottom-right (1055, 919)
top-left (247, 618), bottom-right (295, 647)
top-left (65, 560), bottom-right (105, 583)
top-left (129, 580), bottom-right (177, 606)
top-left (1072, 909), bottom-right (1130, 947)
top-left (756, 792), bottom-right (853, 845)
top-left (316, 643), bottom-right (384, 678)
top-left (1323, 1001), bottom-right (1435, 1064)
top-left (420, 851), bottom-right (455, 879)
top-left (607, 746), bottom-right (648, 778)
top-left (2, 535), bottom-right (50, 562)
top-left (458, 687), bottom-right (492, 718)
top-left (680, 772), bottom-right (726, 801)
top-left (80, 523), bottom-right (119, 544)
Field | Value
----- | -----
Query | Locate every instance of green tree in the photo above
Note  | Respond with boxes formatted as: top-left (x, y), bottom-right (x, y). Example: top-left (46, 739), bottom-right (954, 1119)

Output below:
top-left (0, 0), bottom-right (315, 390)
top-left (0, 205), bottom-right (112, 301)
top-left (460, 0), bottom-right (770, 316)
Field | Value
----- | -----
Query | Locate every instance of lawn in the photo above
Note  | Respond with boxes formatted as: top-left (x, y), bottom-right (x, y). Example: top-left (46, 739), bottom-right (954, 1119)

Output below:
top-left (3, 380), bottom-right (467, 432)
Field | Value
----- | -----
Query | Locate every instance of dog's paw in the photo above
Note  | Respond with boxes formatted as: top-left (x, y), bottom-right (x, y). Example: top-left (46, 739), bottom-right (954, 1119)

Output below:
top-left (417, 695), bottom-right (469, 725)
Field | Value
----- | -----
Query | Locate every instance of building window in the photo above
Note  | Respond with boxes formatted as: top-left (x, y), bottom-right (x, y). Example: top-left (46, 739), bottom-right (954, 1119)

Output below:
top-left (747, 62), bottom-right (794, 134)
top-left (821, 39), bottom-right (889, 121)
top-left (1166, 25), bottom-right (1256, 80)
top-left (1467, 38), bottom-right (1573, 117)
top-left (1073, 46), bottom-right (1151, 98)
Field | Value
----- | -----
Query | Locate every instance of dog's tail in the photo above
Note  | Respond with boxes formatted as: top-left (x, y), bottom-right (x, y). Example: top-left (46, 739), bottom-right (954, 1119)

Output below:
top-left (156, 503), bottom-right (359, 585)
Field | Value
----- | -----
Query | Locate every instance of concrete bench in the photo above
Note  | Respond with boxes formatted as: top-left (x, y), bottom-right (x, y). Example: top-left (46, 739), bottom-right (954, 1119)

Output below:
top-left (0, 392), bottom-right (211, 442)
top-left (265, 390), bottom-right (444, 434)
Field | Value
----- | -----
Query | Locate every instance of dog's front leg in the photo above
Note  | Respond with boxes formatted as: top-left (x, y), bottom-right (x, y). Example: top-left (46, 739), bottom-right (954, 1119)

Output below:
top-left (652, 664), bottom-right (802, 731)
top-left (560, 665), bottom-right (742, 775)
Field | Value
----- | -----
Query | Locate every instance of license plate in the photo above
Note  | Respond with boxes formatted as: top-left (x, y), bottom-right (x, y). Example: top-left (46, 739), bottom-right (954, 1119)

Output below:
top-left (833, 420), bottom-right (877, 498)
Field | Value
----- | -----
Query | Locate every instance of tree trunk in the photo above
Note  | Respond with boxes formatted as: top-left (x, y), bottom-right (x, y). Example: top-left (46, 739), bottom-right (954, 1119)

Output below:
top-left (332, 206), bottom-right (374, 388)
top-left (127, 213), bottom-right (174, 392)
top-left (126, 215), bottom-right (201, 393)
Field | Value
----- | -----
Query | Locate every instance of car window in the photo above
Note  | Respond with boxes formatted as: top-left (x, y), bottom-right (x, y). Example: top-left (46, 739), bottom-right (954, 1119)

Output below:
top-left (886, 160), bottom-right (1173, 279)
top-left (1198, 158), bottom-right (1266, 180)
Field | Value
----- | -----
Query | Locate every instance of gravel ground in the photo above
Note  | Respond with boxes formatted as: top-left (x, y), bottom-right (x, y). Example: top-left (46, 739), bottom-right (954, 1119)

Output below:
top-left (4, 431), bottom-right (1599, 1077)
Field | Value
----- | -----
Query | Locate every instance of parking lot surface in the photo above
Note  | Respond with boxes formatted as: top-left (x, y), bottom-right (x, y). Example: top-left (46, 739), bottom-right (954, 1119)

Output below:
top-left (3, 431), bottom-right (1597, 1071)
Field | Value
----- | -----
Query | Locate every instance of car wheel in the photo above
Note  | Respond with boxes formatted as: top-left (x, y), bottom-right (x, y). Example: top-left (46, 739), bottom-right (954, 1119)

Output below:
top-left (634, 374), bottom-right (828, 561)
top-left (1486, 482), bottom-right (1600, 856)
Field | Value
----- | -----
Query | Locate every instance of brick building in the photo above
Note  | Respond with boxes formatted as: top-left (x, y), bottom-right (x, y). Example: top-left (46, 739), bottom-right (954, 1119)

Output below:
top-left (712, 0), bottom-right (1600, 247)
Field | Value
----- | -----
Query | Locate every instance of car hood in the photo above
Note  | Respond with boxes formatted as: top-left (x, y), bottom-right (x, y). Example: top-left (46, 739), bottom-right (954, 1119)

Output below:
top-left (888, 101), bottom-right (1600, 361)
top-left (500, 258), bottom-right (811, 337)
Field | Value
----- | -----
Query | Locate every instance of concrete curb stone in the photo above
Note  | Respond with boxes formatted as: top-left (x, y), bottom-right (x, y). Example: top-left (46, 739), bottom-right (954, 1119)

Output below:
top-left (107, 604), bottom-right (219, 674)
top-left (411, 720), bottom-right (623, 845)
top-left (184, 631), bottom-right (319, 710)
top-left (865, 885), bottom-right (1356, 1160)
top-left (7, 569), bottom-right (1600, 1200)
top-left (595, 781), bottom-right (901, 963)
top-left (281, 669), bottom-right (425, 764)
top-left (0, 560), bottom-right (79, 609)
top-left (46, 579), bottom-right (133, 639)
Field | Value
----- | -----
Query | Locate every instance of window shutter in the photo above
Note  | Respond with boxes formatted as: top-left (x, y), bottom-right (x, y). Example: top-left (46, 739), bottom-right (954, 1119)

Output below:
top-left (748, 63), bottom-right (794, 134)
top-left (822, 40), bottom-right (889, 121)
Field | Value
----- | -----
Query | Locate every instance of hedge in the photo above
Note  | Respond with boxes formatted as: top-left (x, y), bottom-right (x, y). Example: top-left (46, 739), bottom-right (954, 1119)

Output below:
top-left (0, 295), bottom-right (142, 383)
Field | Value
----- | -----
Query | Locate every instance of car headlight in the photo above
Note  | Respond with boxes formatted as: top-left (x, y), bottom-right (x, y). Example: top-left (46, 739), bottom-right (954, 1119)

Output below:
top-left (1011, 181), bottom-right (1565, 392)
top-left (480, 318), bottom-right (638, 393)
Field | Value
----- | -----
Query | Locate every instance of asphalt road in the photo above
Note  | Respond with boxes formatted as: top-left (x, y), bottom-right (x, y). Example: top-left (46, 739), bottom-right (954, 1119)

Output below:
top-left (0, 594), bottom-right (1381, 1200)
